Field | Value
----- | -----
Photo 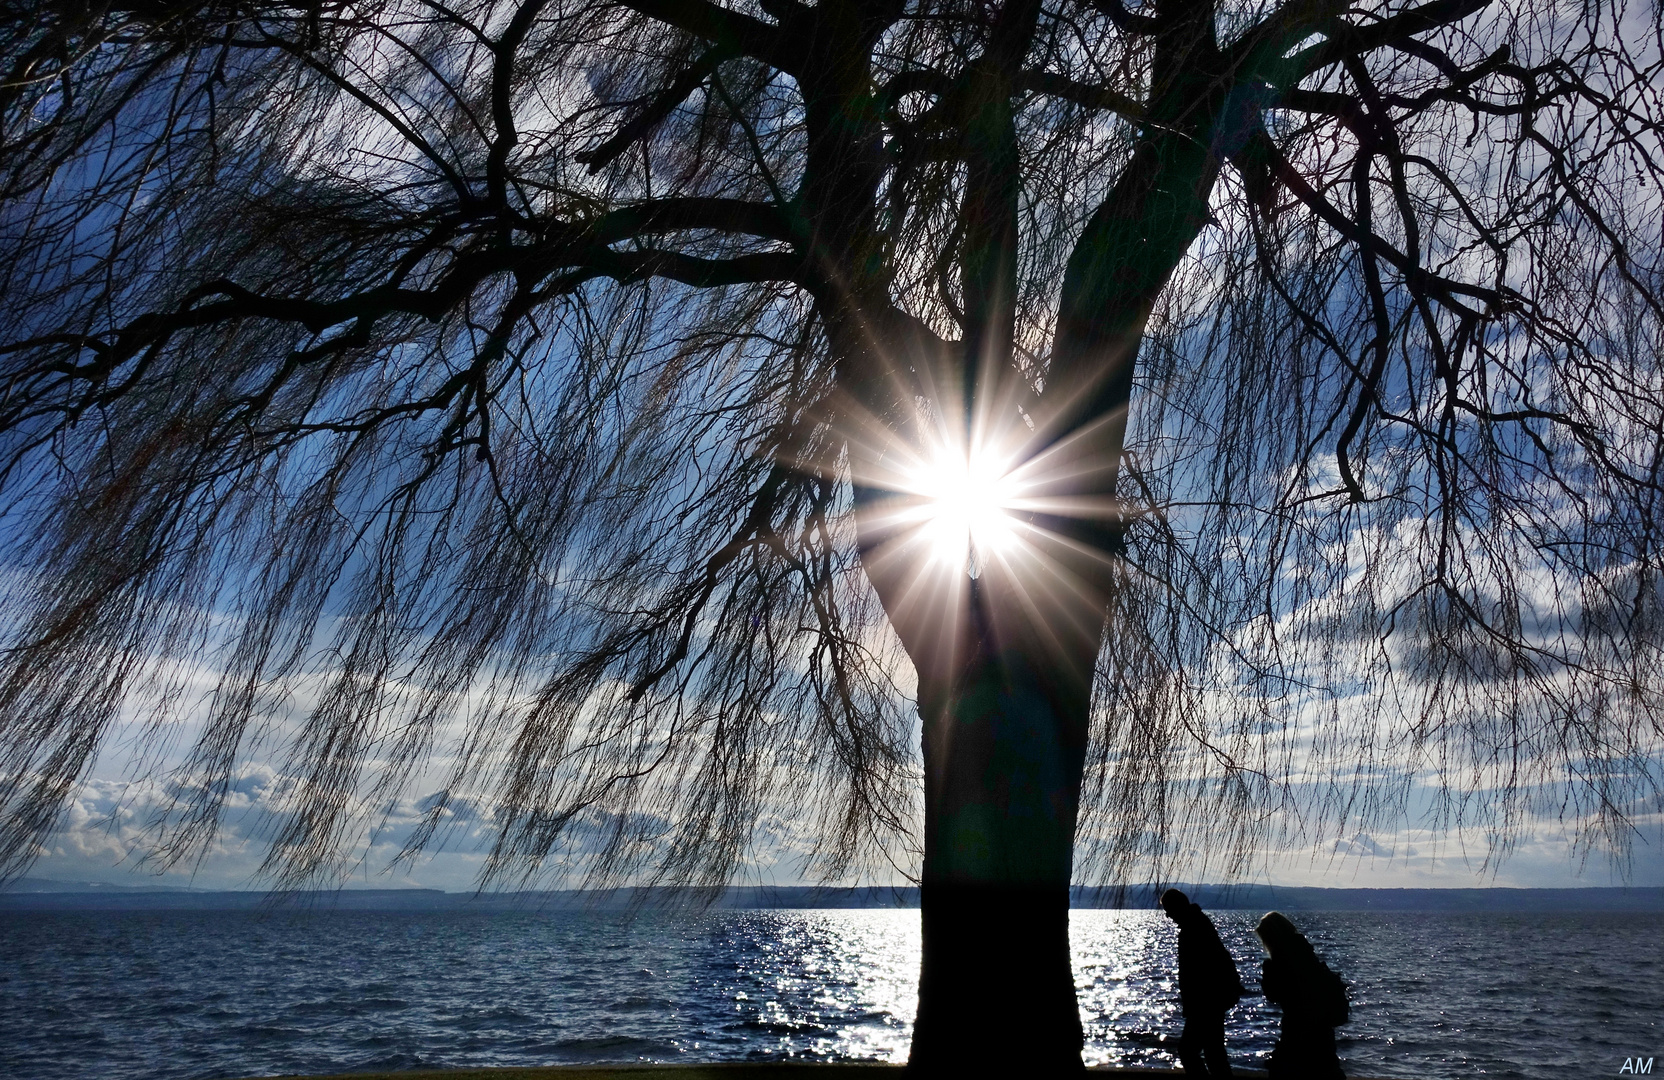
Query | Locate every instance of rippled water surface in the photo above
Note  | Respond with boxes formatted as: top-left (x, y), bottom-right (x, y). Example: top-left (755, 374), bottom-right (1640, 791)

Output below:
top-left (1, 908), bottom-right (1658, 1079)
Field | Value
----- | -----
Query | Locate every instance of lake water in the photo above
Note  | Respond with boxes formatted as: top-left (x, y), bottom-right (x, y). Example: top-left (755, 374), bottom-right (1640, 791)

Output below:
top-left (0, 908), bottom-right (1658, 1080)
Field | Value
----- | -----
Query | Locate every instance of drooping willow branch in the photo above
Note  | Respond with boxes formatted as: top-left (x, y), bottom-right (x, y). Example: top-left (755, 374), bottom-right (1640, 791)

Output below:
top-left (0, 0), bottom-right (1658, 892)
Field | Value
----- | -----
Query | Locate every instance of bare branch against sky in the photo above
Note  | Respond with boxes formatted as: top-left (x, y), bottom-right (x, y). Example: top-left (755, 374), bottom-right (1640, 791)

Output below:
top-left (1, 0), bottom-right (1662, 1062)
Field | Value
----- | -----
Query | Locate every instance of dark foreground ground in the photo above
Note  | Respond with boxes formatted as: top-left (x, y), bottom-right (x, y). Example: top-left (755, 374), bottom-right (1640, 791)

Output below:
top-left (246, 1065), bottom-right (1278, 1080)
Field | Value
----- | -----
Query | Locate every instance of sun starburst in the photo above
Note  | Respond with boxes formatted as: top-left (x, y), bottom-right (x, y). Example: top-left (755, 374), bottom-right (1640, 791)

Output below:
top-left (906, 449), bottom-right (1023, 566)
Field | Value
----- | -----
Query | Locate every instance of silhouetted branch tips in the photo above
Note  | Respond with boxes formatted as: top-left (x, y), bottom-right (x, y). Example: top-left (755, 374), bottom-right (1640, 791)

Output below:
top-left (0, 0), bottom-right (1659, 898)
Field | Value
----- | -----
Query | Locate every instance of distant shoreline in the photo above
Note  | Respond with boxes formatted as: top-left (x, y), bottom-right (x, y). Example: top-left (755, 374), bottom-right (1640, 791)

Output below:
top-left (6, 879), bottom-right (1664, 912)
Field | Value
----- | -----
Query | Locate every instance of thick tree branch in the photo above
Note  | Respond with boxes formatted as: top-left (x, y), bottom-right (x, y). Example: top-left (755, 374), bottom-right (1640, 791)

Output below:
top-left (1018, 69), bottom-right (1146, 120)
top-left (613, 0), bottom-right (804, 74)
top-left (575, 44), bottom-right (734, 174)
top-left (1281, 0), bottom-right (1491, 80)
top-left (1087, 0), bottom-right (1159, 35)
top-left (958, 0), bottom-right (1045, 419)
top-left (585, 197), bottom-right (795, 245)
top-left (486, 0), bottom-right (554, 215)
top-left (592, 248), bottom-right (801, 287)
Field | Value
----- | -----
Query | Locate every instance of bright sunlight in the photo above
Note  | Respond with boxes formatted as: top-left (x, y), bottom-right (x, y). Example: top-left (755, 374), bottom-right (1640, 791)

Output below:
top-left (910, 450), bottom-right (1022, 565)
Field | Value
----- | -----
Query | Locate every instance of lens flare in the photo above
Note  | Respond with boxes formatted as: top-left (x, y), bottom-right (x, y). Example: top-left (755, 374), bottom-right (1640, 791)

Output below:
top-left (910, 450), bottom-right (1021, 565)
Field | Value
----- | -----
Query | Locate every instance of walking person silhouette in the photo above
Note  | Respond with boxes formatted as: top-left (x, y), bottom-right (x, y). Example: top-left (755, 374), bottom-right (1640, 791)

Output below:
top-left (1255, 911), bottom-right (1349, 1079)
top-left (1161, 888), bottom-right (1244, 1077)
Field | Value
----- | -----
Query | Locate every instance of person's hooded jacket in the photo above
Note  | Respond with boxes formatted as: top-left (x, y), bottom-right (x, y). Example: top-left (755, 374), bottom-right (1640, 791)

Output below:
top-left (1173, 900), bottom-right (1245, 1014)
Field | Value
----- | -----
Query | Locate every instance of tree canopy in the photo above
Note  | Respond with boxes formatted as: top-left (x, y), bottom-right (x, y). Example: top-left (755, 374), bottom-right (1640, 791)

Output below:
top-left (1, 0), bottom-right (1661, 893)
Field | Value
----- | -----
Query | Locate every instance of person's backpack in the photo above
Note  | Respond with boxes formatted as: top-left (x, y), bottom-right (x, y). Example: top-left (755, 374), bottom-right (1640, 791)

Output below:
top-left (1206, 927), bottom-right (1244, 1008)
top-left (1194, 914), bottom-right (1244, 1008)
top-left (1314, 959), bottom-right (1349, 1027)
top-left (1223, 961), bottom-right (1245, 1008)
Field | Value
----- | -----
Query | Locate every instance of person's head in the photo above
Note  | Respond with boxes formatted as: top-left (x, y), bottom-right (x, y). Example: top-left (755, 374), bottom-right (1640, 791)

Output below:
top-left (1255, 910), bottom-right (1302, 955)
top-left (1160, 888), bottom-right (1190, 920)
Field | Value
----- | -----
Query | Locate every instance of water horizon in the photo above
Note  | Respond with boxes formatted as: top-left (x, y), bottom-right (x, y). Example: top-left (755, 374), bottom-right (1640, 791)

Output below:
top-left (2, 907), bottom-right (1658, 1080)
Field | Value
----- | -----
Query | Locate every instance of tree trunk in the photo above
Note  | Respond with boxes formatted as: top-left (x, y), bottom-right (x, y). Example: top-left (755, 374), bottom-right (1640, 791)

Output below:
top-left (906, 578), bottom-right (1094, 1076)
top-left (838, 35), bottom-right (1223, 1067)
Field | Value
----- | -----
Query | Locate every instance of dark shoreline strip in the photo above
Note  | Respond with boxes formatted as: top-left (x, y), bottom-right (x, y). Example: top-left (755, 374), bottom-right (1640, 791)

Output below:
top-left (237, 1065), bottom-right (1309, 1080)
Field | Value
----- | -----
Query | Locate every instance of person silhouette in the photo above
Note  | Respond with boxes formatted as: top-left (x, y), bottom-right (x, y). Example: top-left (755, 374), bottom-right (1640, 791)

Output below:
top-left (1254, 911), bottom-right (1349, 1080)
top-left (1161, 888), bottom-right (1243, 1078)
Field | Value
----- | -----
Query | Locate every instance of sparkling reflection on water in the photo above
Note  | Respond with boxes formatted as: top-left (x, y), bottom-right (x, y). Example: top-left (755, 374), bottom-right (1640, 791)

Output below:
top-left (1, 907), bottom-right (1659, 1080)
top-left (704, 910), bottom-right (918, 1061)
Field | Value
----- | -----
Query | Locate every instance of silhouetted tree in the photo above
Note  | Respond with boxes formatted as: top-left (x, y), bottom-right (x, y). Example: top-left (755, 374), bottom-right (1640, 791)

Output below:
top-left (2, 0), bottom-right (1661, 1071)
